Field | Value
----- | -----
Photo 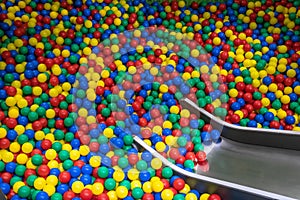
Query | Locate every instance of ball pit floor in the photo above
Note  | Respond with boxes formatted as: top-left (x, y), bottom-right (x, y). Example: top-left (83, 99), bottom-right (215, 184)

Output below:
top-left (0, 0), bottom-right (300, 199)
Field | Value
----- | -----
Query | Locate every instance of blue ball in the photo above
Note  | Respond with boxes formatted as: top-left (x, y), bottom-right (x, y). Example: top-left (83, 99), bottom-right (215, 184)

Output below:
top-left (248, 120), bottom-right (257, 127)
top-left (286, 115), bottom-right (295, 125)
top-left (139, 171), bottom-right (150, 182)
top-left (81, 164), bottom-right (93, 175)
top-left (231, 102), bottom-right (241, 111)
top-left (0, 183), bottom-right (10, 194)
top-left (264, 112), bottom-right (274, 122)
top-left (36, 191), bottom-right (49, 200)
top-left (69, 166), bottom-right (81, 178)
top-left (262, 76), bottom-right (272, 86)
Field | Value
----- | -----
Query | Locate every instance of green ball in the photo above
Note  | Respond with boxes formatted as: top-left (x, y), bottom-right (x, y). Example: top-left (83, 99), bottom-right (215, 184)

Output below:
top-left (62, 159), bottom-right (73, 170)
top-left (18, 185), bottom-right (31, 198)
top-left (54, 130), bottom-right (65, 140)
top-left (58, 150), bottom-right (70, 161)
top-left (64, 132), bottom-right (74, 142)
top-left (51, 193), bottom-right (63, 200)
top-left (0, 161), bottom-right (4, 172)
top-left (184, 160), bottom-right (195, 169)
top-left (132, 187), bottom-right (144, 199)
top-left (104, 178), bottom-right (116, 190)
top-left (31, 154), bottom-right (43, 166)
top-left (253, 92), bottom-right (262, 100)
top-left (119, 180), bottom-right (131, 190)
top-left (136, 160), bottom-right (147, 171)
top-left (162, 167), bottom-right (173, 179)
top-left (272, 99), bottom-right (282, 110)
top-left (15, 165), bottom-right (26, 176)
top-left (4, 73), bottom-right (14, 83)
top-left (98, 135), bottom-right (108, 144)
top-left (194, 143), bottom-right (204, 152)
top-left (123, 135), bottom-right (133, 145)
top-left (118, 157), bottom-right (129, 169)
top-left (98, 166), bottom-right (109, 178)
top-left (177, 136), bottom-right (187, 147)
top-left (174, 194), bottom-right (185, 200)
top-left (17, 134), bottom-right (28, 144)
top-left (28, 112), bottom-right (38, 122)
top-left (64, 117), bottom-right (74, 127)
top-left (52, 142), bottom-right (62, 152)
top-left (26, 175), bottom-right (37, 186)
top-left (101, 108), bottom-right (111, 117)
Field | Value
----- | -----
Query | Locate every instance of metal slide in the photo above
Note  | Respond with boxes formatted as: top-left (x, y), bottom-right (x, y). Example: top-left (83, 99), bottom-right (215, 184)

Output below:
top-left (133, 98), bottom-right (300, 200)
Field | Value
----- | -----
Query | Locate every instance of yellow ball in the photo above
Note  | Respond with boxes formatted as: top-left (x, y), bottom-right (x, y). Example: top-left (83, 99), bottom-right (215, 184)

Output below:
top-left (127, 169), bottom-right (139, 181)
top-left (107, 191), bottom-right (118, 200)
top-left (2, 151), bottom-right (14, 163)
top-left (200, 193), bottom-right (210, 200)
top-left (116, 186), bottom-right (128, 199)
top-left (268, 83), bottom-right (278, 93)
top-left (113, 170), bottom-right (125, 182)
top-left (45, 149), bottom-right (57, 161)
top-left (6, 97), bottom-right (17, 106)
top-left (151, 158), bottom-right (162, 170)
top-left (16, 153), bottom-right (28, 165)
top-left (103, 128), bottom-right (114, 138)
top-left (280, 95), bottom-right (290, 104)
top-left (165, 135), bottom-right (176, 146)
top-left (84, 20), bottom-right (93, 28)
top-left (72, 181), bottom-right (84, 194)
top-left (287, 69), bottom-right (296, 78)
top-left (46, 175), bottom-right (58, 186)
top-left (79, 145), bottom-right (90, 156)
top-left (277, 109), bottom-right (287, 119)
top-left (70, 150), bottom-right (80, 161)
top-left (101, 70), bottom-right (110, 78)
top-left (294, 86), bottom-right (300, 95)
top-left (163, 121), bottom-right (172, 129)
top-left (278, 45), bottom-right (287, 53)
top-left (229, 89), bottom-right (238, 98)
top-left (152, 180), bottom-right (164, 192)
top-left (10, 142), bottom-right (21, 153)
top-left (161, 189), bottom-right (174, 200)
top-left (89, 156), bottom-right (101, 167)
top-left (22, 142), bottom-right (33, 154)
top-left (143, 181), bottom-right (152, 193)
top-left (155, 142), bottom-right (166, 153)
top-left (34, 177), bottom-right (46, 190)
top-left (185, 193), bottom-right (198, 200)
top-left (43, 184), bottom-right (55, 196)
top-left (191, 49), bottom-right (199, 57)
top-left (92, 182), bottom-right (104, 195)
top-left (170, 106), bottom-right (179, 114)
top-left (8, 107), bottom-right (19, 118)
top-left (261, 98), bottom-right (270, 107)
top-left (213, 37), bottom-right (221, 45)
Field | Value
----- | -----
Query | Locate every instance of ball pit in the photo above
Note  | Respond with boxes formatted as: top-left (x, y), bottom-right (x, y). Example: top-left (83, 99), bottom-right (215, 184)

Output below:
top-left (0, 0), bottom-right (300, 199)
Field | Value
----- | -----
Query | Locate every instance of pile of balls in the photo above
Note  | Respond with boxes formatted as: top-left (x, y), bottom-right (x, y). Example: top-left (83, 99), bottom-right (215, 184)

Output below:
top-left (0, 0), bottom-right (300, 199)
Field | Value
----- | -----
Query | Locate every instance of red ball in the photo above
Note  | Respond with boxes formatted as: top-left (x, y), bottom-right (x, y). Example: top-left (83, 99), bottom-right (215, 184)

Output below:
top-left (80, 189), bottom-right (93, 200)
top-left (208, 194), bottom-right (222, 200)
top-left (173, 178), bottom-right (185, 191)
top-left (169, 148), bottom-right (180, 160)
top-left (196, 151), bottom-right (206, 162)
top-left (41, 139), bottom-right (52, 150)
top-left (63, 191), bottom-right (76, 200)
top-left (0, 138), bottom-right (10, 149)
top-left (37, 165), bottom-right (50, 177)
top-left (142, 194), bottom-right (154, 200)
top-left (128, 153), bottom-right (139, 165)
top-left (59, 171), bottom-right (71, 183)
top-left (253, 100), bottom-right (262, 110)
top-left (231, 114), bottom-right (240, 123)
